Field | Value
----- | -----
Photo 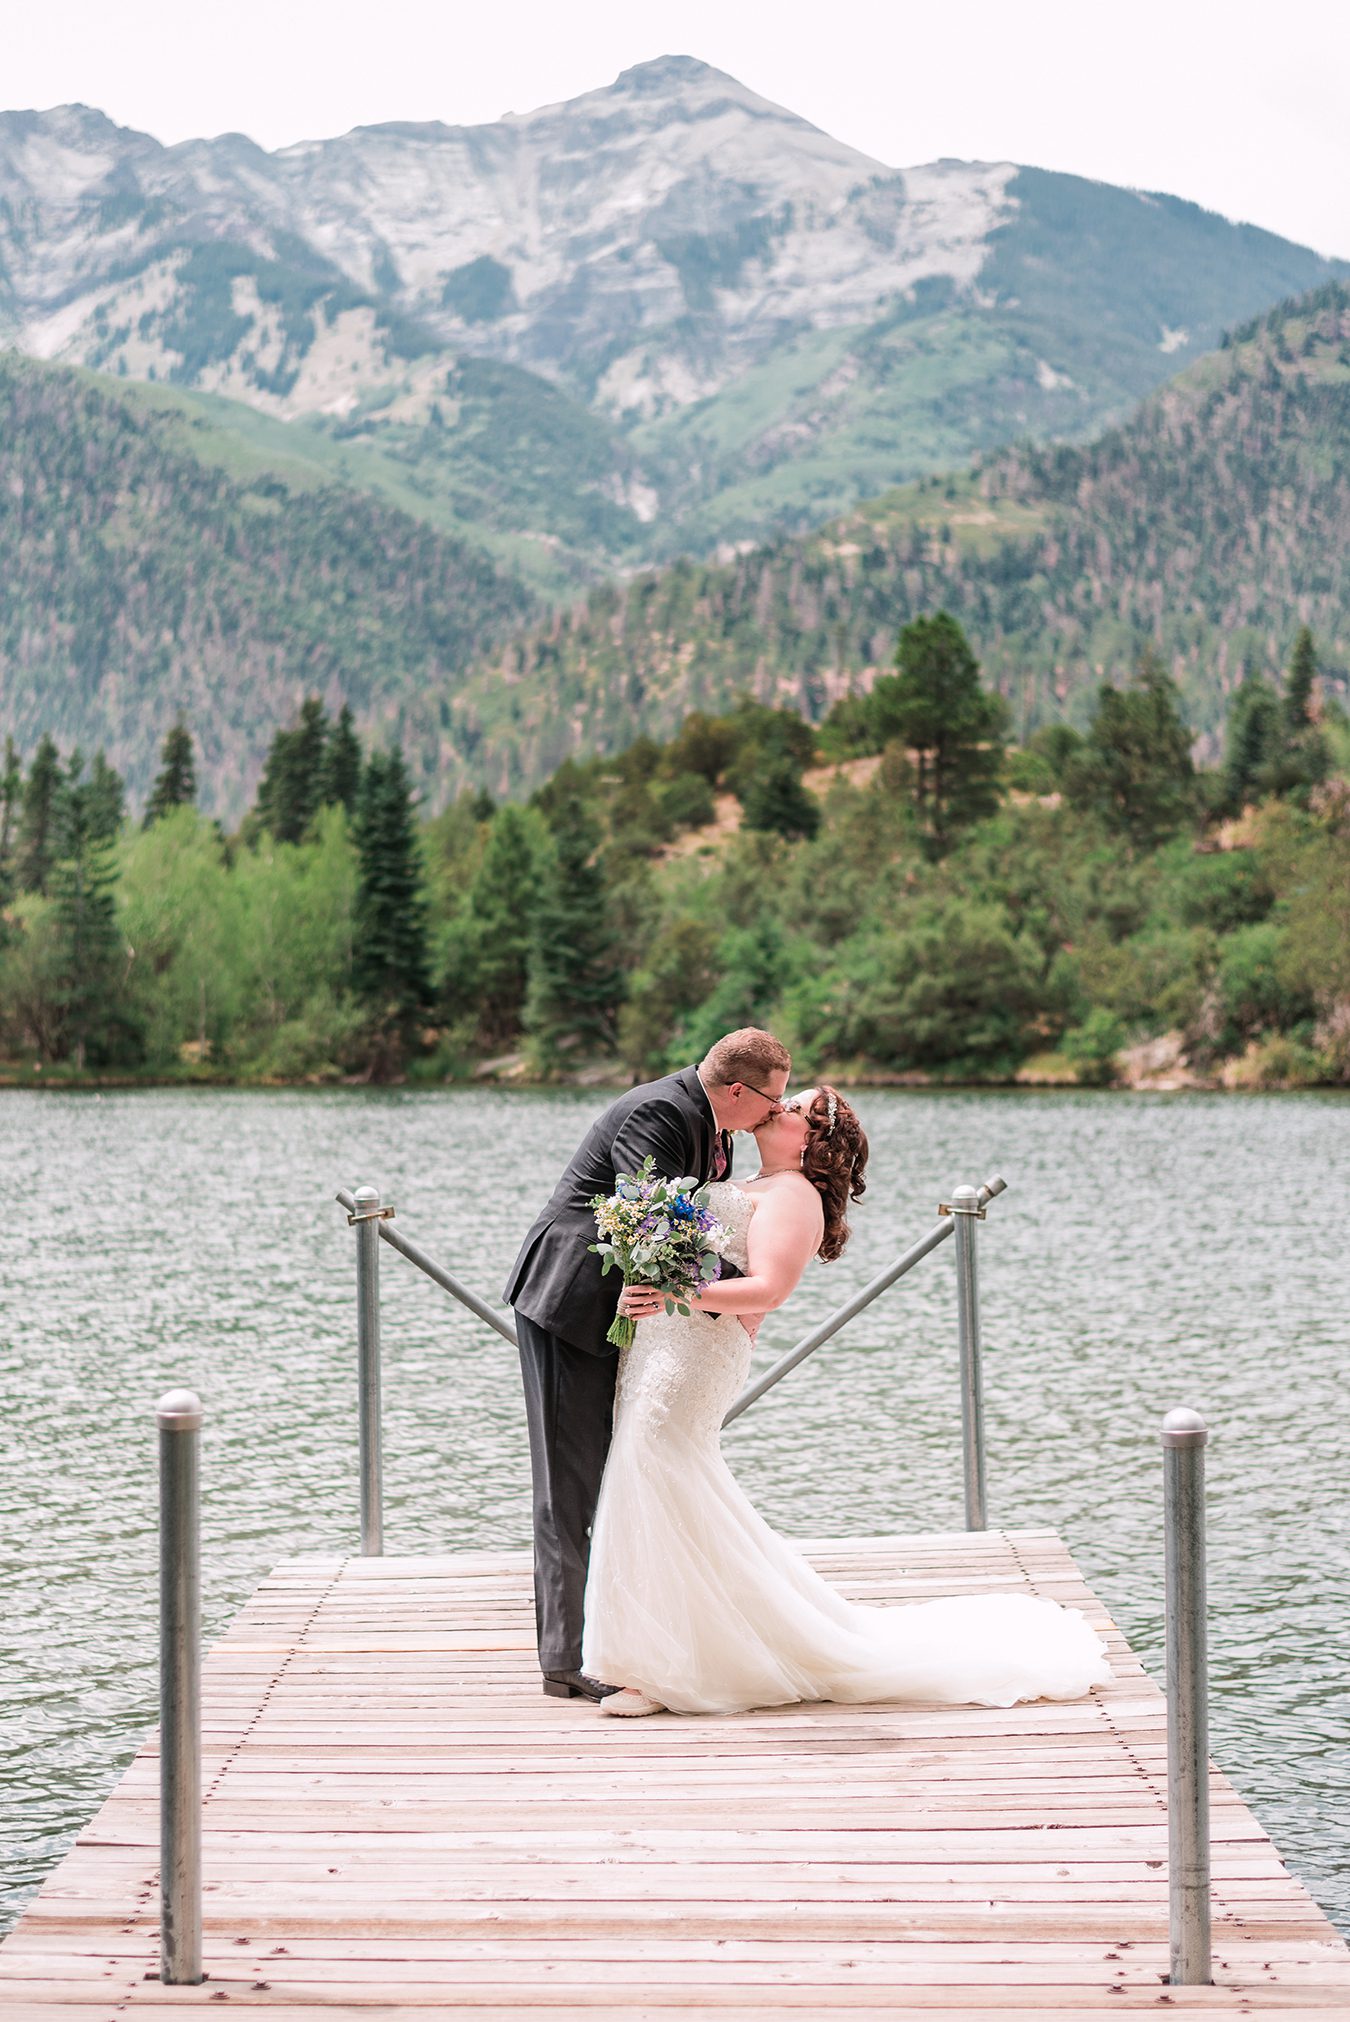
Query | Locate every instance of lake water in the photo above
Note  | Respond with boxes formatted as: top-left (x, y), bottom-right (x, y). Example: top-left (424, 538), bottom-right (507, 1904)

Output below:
top-left (4, 1087), bottom-right (1348, 1937)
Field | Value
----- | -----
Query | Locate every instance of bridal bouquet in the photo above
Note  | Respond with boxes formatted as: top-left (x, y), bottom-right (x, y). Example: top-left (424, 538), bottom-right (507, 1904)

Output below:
top-left (590, 1155), bottom-right (725, 1349)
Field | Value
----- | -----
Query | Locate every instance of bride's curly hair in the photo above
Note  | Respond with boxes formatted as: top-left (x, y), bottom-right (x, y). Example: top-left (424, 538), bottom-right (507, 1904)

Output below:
top-left (799, 1085), bottom-right (868, 1261)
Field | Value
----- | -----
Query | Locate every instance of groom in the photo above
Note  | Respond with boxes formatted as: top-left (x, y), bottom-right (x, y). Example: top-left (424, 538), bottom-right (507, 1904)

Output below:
top-left (505, 1027), bottom-right (791, 1699)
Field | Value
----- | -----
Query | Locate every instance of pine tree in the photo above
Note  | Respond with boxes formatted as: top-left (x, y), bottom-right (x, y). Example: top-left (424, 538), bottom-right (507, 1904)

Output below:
top-left (144, 719), bottom-right (198, 827)
top-left (352, 747), bottom-right (432, 1060)
top-left (524, 793), bottom-right (625, 1070)
top-left (1065, 653), bottom-right (1196, 848)
top-left (0, 737), bottom-right (21, 920)
top-left (86, 750), bottom-right (126, 843)
top-left (1222, 671), bottom-right (1282, 812)
top-left (51, 765), bottom-right (132, 1070)
top-left (741, 756), bottom-right (821, 840)
top-left (17, 734), bottom-right (64, 895)
top-left (255, 697), bottom-right (329, 843)
top-left (1265, 626), bottom-right (1331, 801)
top-left (872, 613), bottom-right (1008, 854)
top-left (1284, 627), bottom-right (1317, 733)
top-left (458, 804), bottom-right (546, 1047)
top-left (319, 703), bottom-right (363, 815)
top-left (1251, 630), bottom-right (1331, 801)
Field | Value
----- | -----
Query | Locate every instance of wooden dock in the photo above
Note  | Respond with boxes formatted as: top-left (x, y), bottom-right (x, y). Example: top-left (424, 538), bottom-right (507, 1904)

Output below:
top-left (4, 1530), bottom-right (1349, 2017)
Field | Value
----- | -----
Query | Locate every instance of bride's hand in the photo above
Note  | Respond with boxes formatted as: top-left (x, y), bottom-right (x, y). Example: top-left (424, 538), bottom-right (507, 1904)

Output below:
top-left (617, 1283), bottom-right (665, 1319)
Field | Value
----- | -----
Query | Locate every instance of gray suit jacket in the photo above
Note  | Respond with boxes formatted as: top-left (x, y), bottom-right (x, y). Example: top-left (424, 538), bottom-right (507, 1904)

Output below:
top-left (504, 1066), bottom-right (732, 1356)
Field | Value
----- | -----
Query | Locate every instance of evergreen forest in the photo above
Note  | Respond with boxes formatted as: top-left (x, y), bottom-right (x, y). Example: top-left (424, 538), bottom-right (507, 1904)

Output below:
top-left (3, 616), bottom-right (1347, 1093)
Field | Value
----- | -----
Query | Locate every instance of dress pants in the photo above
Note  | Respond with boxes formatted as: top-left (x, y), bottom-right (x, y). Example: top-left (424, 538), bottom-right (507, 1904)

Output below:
top-left (514, 1312), bottom-right (619, 1674)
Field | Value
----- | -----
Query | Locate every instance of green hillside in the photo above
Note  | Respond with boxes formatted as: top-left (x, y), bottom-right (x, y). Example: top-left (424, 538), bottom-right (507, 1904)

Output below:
top-left (636, 176), bottom-right (1350, 557)
top-left (107, 364), bottom-right (640, 597)
top-left (0, 353), bottom-right (537, 815)
top-left (453, 286), bottom-right (1350, 794)
top-left (6, 285), bottom-right (1350, 814)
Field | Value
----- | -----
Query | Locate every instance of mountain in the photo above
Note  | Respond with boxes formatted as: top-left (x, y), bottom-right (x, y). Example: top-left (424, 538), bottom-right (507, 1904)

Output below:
top-left (7, 288), bottom-right (1349, 812)
top-left (3, 60), bottom-right (1345, 566)
top-left (0, 353), bottom-right (536, 814)
top-left (448, 286), bottom-right (1350, 792)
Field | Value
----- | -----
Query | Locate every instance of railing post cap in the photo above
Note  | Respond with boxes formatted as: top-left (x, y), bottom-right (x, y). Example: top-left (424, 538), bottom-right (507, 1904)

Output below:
top-left (1161, 1405), bottom-right (1208, 1448)
top-left (950, 1183), bottom-right (981, 1207)
top-left (156, 1388), bottom-right (203, 1431)
top-left (353, 1184), bottom-right (380, 1206)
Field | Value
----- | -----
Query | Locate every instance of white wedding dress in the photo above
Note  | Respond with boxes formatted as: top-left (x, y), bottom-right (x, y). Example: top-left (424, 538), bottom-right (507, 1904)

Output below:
top-left (582, 1182), bottom-right (1111, 1715)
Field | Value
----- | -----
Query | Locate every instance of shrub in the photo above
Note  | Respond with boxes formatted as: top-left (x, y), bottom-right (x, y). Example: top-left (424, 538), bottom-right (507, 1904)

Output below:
top-left (822, 901), bottom-right (1049, 1074)
top-left (1061, 1008), bottom-right (1127, 1086)
top-left (740, 758), bottom-right (821, 840)
top-left (658, 770), bottom-right (717, 832)
top-left (1167, 847), bottom-right (1274, 933)
top-left (1207, 921), bottom-right (1314, 1057)
top-left (1222, 1034), bottom-right (1325, 1089)
top-left (1070, 926), bottom-right (1215, 1033)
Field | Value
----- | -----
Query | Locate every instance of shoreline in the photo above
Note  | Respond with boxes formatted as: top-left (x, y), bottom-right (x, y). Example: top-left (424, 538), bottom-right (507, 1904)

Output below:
top-left (3, 1064), bottom-right (1341, 1095)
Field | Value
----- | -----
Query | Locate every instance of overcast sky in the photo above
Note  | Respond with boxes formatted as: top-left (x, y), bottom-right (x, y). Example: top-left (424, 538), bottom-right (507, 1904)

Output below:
top-left (9, 0), bottom-right (1349, 258)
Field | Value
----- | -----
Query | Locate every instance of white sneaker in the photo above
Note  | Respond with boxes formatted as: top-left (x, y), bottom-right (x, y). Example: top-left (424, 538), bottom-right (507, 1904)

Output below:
top-left (600, 1687), bottom-right (666, 1717)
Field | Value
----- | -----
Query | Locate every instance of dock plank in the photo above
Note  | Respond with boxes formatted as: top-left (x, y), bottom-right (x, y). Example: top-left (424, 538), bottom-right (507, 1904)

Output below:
top-left (4, 1532), bottom-right (1346, 2017)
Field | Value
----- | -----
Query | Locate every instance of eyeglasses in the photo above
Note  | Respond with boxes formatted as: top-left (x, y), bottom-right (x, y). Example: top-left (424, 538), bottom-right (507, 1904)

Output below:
top-left (736, 1078), bottom-right (786, 1111)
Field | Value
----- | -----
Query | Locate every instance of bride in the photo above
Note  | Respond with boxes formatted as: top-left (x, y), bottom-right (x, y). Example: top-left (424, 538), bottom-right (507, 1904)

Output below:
top-left (581, 1085), bottom-right (1110, 1717)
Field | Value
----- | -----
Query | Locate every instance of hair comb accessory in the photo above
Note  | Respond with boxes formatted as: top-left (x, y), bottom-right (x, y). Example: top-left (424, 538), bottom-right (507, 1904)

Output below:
top-left (824, 1089), bottom-right (838, 1133)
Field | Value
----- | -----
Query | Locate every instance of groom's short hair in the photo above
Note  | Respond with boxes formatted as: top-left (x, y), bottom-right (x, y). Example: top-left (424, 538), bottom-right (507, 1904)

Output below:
top-left (702, 1028), bottom-right (791, 1088)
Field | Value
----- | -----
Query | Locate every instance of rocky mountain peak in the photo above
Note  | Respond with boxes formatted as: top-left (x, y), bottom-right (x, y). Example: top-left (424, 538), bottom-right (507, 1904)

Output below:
top-left (0, 60), bottom-right (1344, 573)
top-left (614, 53), bottom-right (723, 91)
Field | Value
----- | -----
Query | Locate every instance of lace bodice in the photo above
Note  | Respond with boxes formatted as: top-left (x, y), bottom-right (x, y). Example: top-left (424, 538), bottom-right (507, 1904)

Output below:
top-left (705, 1180), bottom-right (755, 1274)
top-left (609, 1181), bottom-right (758, 1445)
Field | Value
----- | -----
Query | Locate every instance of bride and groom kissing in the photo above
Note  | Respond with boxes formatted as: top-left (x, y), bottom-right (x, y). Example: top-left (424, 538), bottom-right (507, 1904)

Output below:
top-left (505, 1027), bottom-right (1109, 1719)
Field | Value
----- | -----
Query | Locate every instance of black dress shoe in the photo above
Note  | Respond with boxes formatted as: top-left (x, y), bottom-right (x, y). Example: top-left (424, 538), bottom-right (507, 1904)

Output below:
top-left (542, 1669), bottom-right (617, 1701)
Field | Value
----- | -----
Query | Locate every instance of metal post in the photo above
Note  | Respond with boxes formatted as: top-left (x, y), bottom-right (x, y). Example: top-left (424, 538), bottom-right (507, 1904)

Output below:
top-left (1162, 1406), bottom-right (1212, 1985)
top-left (351, 1184), bottom-right (384, 1555)
top-left (157, 1389), bottom-right (202, 1986)
top-left (949, 1183), bottom-right (987, 1531)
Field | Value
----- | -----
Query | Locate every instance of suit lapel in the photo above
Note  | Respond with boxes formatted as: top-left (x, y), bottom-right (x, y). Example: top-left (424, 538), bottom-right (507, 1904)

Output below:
top-left (674, 1065), bottom-right (718, 1181)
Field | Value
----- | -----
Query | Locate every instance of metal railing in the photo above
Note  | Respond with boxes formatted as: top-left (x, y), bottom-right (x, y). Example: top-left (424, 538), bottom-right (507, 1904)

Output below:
top-left (336, 1172), bottom-right (1006, 1546)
